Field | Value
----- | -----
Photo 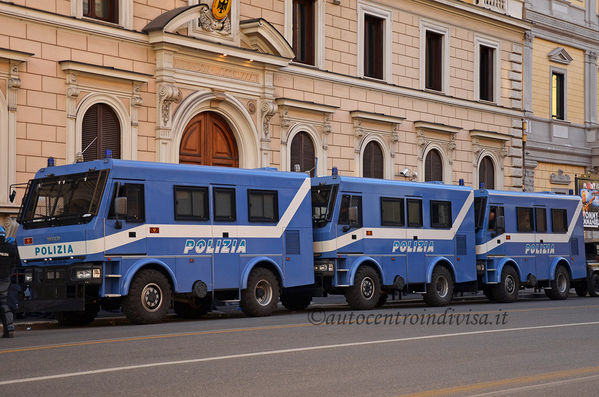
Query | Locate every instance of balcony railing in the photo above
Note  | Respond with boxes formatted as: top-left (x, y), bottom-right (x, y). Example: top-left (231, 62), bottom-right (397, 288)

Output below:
top-left (475, 0), bottom-right (507, 13)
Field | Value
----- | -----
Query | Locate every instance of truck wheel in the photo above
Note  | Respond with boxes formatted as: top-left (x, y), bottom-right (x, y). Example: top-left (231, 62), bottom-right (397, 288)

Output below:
top-left (345, 266), bottom-right (381, 310)
top-left (424, 266), bottom-right (454, 307)
top-left (492, 266), bottom-right (519, 303)
top-left (281, 293), bottom-right (311, 311)
top-left (240, 268), bottom-right (280, 317)
top-left (588, 273), bottom-right (599, 297)
top-left (574, 281), bottom-right (588, 297)
top-left (174, 298), bottom-right (211, 319)
top-left (55, 305), bottom-right (99, 326)
top-left (546, 266), bottom-right (570, 300)
top-left (122, 269), bottom-right (172, 324)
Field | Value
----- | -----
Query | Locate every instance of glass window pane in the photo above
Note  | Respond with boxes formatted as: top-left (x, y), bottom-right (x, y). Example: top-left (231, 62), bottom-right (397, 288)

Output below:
top-left (214, 188), bottom-right (235, 221)
top-left (517, 207), bottom-right (533, 232)
top-left (381, 198), bottom-right (404, 226)
top-left (407, 199), bottom-right (422, 227)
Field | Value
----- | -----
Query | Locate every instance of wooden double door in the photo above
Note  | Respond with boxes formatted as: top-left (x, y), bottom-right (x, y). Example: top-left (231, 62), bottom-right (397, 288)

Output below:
top-left (179, 112), bottom-right (239, 167)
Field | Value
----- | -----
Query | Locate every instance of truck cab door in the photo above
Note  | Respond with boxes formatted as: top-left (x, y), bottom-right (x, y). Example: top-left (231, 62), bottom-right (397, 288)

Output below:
top-left (211, 185), bottom-right (239, 290)
top-left (336, 193), bottom-right (364, 254)
top-left (104, 181), bottom-right (147, 256)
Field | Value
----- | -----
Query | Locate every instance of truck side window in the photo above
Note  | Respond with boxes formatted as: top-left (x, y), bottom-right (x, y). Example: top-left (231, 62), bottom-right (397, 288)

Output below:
top-left (516, 207), bottom-right (533, 232)
top-left (407, 199), bottom-right (423, 228)
top-left (551, 208), bottom-right (568, 233)
top-left (248, 190), bottom-right (279, 223)
top-left (488, 206), bottom-right (504, 230)
top-left (174, 186), bottom-right (208, 221)
top-left (381, 197), bottom-right (404, 226)
top-left (338, 195), bottom-right (362, 226)
top-left (431, 200), bottom-right (452, 229)
top-left (535, 207), bottom-right (547, 233)
top-left (109, 183), bottom-right (145, 222)
top-left (214, 188), bottom-right (236, 222)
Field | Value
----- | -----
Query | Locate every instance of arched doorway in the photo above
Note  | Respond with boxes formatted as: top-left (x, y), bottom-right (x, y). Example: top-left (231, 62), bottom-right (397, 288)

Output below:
top-left (179, 112), bottom-right (239, 167)
top-left (290, 131), bottom-right (315, 176)
top-left (363, 141), bottom-right (384, 179)
top-left (479, 156), bottom-right (495, 189)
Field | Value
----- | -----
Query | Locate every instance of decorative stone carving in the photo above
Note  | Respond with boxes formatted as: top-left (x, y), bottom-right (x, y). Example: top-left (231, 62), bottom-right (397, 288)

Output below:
top-left (550, 169), bottom-right (571, 185)
top-left (247, 101), bottom-right (256, 115)
top-left (416, 129), bottom-right (456, 165)
top-left (132, 84), bottom-right (143, 107)
top-left (159, 84), bottom-right (182, 128)
top-left (260, 100), bottom-right (277, 139)
top-left (279, 108), bottom-right (290, 129)
top-left (198, 4), bottom-right (231, 35)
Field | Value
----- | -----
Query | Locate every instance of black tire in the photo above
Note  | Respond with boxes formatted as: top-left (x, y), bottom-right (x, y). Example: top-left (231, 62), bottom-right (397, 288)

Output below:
top-left (345, 266), bottom-right (381, 310)
top-left (174, 298), bottom-right (211, 319)
top-left (589, 273), bottom-right (599, 297)
top-left (424, 266), bottom-right (454, 307)
top-left (492, 266), bottom-right (519, 303)
top-left (281, 293), bottom-right (311, 311)
top-left (546, 265), bottom-right (570, 300)
top-left (376, 293), bottom-right (388, 308)
top-left (574, 281), bottom-right (588, 297)
top-left (240, 268), bottom-right (280, 317)
top-left (55, 305), bottom-right (99, 326)
top-left (122, 269), bottom-right (172, 324)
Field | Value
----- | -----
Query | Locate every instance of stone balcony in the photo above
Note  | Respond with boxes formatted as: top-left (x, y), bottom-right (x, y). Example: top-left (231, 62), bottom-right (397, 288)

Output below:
top-left (470, 0), bottom-right (524, 19)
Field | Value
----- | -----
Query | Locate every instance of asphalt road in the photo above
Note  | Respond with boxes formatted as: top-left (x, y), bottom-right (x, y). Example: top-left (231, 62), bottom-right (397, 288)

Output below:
top-left (1, 294), bottom-right (599, 396)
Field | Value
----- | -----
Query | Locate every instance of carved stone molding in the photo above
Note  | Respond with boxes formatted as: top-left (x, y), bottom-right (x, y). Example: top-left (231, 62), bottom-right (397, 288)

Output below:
top-left (276, 98), bottom-right (337, 147)
top-left (415, 122), bottom-right (460, 164)
top-left (159, 84), bottom-right (182, 128)
top-left (197, 4), bottom-right (231, 35)
top-left (550, 169), bottom-right (571, 185)
top-left (351, 111), bottom-right (404, 157)
top-left (260, 99), bottom-right (277, 140)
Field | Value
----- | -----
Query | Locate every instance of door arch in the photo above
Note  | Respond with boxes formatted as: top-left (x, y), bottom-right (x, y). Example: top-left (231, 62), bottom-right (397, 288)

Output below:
top-left (179, 111), bottom-right (239, 167)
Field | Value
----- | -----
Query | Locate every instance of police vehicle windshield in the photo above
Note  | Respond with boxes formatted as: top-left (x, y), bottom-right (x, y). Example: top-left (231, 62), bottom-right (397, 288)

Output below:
top-left (19, 170), bottom-right (108, 229)
top-left (311, 185), bottom-right (338, 228)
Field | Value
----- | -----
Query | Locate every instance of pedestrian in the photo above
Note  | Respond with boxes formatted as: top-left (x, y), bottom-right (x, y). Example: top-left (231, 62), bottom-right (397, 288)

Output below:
top-left (0, 226), bottom-right (18, 337)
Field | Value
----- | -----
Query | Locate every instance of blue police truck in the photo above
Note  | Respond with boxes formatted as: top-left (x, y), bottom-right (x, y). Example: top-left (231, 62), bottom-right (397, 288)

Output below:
top-left (15, 158), bottom-right (315, 324)
top-left (310, 172), bottom-right (477, 309)
top-left (474, 189), bottom-right (586, 302)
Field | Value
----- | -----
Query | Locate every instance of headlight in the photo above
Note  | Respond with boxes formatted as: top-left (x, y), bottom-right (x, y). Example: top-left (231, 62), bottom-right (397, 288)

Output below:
top-left (24, 272), bottom-right (33, 282)
top-left (76, 269), bottom-right (92, 279)
top-left (92, 268), bottom-right (101, 278)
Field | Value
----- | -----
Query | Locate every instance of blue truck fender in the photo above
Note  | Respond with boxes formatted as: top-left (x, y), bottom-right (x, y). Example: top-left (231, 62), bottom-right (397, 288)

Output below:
top-left (488, 258), bottom-right (521, 284)
top-left (241, 257), bottom-right (284, 289)
top-left (549, 257), bottom-right (571, 281)
top-left (348, 256), bottom-right (383, 286)
top-left (425, 257), bottom-right (457, 284)
top-left (121, 258), bottom-right (178, 296)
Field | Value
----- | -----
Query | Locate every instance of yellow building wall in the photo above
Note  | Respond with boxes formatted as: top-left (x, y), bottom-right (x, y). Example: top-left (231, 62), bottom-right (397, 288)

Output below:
top-left (533, 162), bottom-right (585, 192)
top-left (531, 38), bottom-right (585, 124)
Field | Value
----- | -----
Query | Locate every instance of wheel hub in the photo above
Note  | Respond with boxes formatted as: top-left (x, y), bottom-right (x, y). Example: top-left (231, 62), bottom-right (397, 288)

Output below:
top-left (255, 280), bottom-right (273, 306)
top-left (436, 276), bottom-right (449, 298)
top-left (557, 273), bottom-right (567, 293)
top-left (361, 277), bottom-right (374, 299)
top-left (505, 275), bottom-right (515, 294)
top-left (141, 283), bottom-right (163, 312)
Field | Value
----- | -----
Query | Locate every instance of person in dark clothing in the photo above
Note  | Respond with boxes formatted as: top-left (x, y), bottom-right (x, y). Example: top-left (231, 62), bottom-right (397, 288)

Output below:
top-left (0, 226), bottom-right (18, 337)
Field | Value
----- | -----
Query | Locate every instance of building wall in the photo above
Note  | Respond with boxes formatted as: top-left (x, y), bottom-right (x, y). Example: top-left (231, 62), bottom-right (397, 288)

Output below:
top-left (531, 38), bottom-right (585, 124)
top-left (0, 0), bottom-right (527, 232)
top-left (532, 162), bottom-right (585, 192)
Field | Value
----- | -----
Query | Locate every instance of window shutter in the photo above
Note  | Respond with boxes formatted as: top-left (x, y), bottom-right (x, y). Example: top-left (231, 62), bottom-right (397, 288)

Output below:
top-left (290, 131), bottom-right (315, 176)
top-left (82, 104), bottom-right (121, 161)
top-left (425, 149), bottom-right (443, 181)
top-left (363, 141), bottom-right (383, 179)
top-left (82, 105), bottom-right (99, 161)
top-left (100, 104), bottom-right (121, 159)
top-left (479, 156), bottom-right (495, 189)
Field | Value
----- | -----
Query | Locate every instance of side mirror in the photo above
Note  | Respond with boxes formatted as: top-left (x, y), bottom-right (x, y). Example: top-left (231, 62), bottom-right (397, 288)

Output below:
top-left (114, 197), bottom-right (128, 217)
top-left (496, 215), bottom-right (505, 234)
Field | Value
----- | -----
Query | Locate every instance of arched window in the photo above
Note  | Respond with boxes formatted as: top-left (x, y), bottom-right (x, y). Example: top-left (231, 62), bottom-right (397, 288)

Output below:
top-left (290, 131), bottom-right (315, 176)
top-left (479, 156), bottom-right (495, 189)
top-left (82, 103), bottom-right (121, 161)
top-left (363, 141), bottom-right (383, 179)
top-left (424, 149), bottom-right (443, 181)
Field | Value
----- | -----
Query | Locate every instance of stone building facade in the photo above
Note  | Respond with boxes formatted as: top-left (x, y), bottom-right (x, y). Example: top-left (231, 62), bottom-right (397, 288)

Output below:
top-left (523, 0), bottom-right (599, 193)
top-left (0, 0), bottom-right (528, 233)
